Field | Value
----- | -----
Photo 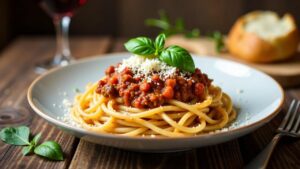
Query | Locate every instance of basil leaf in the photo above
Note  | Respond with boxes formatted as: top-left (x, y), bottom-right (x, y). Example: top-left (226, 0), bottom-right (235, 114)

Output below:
top-left (145, 10), bottom-right (170, 30)
top-left (124, 37), bottom-right (155, 56)
top-left (32, 133), bottom-right (41, 146)
top-left (22, 145), bottom-right (34, 156)
top-left (34, 141), bottom-right (64, 161)
top-left (185, 28), bottom-right (200, 38)
top-left (158, 10), bottom-right (169, 23)
top-left (0, 126), bottom-right (30, 145)
top-left (160, 45), bottom-right (195, 73)
top-left (154, 34), bottom-right (166, 55)
top-left (145, 10), bottom-right (200, 39)
top-left (209, 31), bottom-right (225, 53)
top-left (145, 19), bottom-right (170, 30)
top-left (175, 18), bottom-right (184, 32)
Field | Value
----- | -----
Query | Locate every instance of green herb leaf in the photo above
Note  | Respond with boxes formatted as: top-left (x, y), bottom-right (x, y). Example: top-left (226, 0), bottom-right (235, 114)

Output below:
top-left (154, 34), bottom-right (166, 55)
top-left (22, 145), bottom-right (34, 156)
top-left (0, 126), bottom-right (30, 146)
top-left (124, 34), bottom-right (196, 73)
top-left (158, 10), bottom-right (169, 23)
top-left (145, 10), bottom-right (170, 30)
top-left (34, 141), bottom-right (64, 161)
top-left (145, 10), bottom-right (199, 38)
top-left (31, 133), bottom-right (41, 146)
top-left (175, 18), bottom-right (185, 32)
top-left (124, 37), bottom-right (155, 56)
top-left (145, 19), bottom-right (170, 30)
top-left (160, 45), bottom-right (195, 73)
top-left (209, 31), bottom-right (225, 53)
top-left (185, 28), bottom-right (200, 38)
top-left (1, 126), bottom-right (64, 161)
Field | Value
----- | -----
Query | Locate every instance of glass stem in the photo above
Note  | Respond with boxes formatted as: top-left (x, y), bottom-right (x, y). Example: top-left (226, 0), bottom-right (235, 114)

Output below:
top-left (53, 16), bottom-right (73, 66)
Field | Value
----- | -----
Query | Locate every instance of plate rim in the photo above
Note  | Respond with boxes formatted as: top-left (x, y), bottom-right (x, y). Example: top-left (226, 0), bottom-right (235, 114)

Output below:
top-left (27, 52), bottom-right (285, 141)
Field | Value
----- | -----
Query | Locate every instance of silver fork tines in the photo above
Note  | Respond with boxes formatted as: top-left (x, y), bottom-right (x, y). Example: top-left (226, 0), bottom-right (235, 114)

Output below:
top-left (277, 99), bottom-right (300, 136)
top-left (291, 101), bottom-right (300, 134)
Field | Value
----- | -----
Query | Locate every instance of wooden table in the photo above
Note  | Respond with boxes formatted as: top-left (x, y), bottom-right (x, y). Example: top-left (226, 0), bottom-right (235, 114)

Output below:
top-left (0, 36), bottom-right (300, 169)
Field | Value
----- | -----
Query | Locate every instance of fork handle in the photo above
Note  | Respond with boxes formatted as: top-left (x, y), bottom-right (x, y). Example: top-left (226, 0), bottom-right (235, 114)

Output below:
top-left (245, 134), bottom-right (282, 169)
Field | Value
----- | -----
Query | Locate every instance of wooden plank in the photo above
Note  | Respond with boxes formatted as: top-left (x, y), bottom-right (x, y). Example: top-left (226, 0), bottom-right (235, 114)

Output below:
top-left (197, 141), bottom-right (244, 169)
top-left (0, 36), bottom-right (113, 169)
top-left (69, 38), bottom-right (244, 169)
top-left (70, 143), bottom-right (200, 169)
top-left (0, 38), bottom-right (48, 94)
top-left (70, 138), bottom-right (244, 169)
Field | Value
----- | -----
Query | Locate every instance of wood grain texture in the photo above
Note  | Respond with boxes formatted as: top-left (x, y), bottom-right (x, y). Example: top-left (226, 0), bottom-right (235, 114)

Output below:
top-left (1, 37), bottom-right (300, 169)
top-left (0, 37), bottom-right (113, 169)
top-left (69, 141), bottom-right (244, 169)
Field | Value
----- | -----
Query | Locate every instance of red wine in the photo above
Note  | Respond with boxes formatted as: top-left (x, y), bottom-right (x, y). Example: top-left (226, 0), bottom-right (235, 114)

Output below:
top-left (37, 0), bottom-right (88, 17)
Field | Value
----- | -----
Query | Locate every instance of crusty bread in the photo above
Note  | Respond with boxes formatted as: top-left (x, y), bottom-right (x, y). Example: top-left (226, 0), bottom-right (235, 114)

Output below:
top-left (227, 11), bottom-right (300, 63)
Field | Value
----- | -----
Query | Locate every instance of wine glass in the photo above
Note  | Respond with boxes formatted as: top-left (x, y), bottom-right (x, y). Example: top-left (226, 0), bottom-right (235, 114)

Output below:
top-left (35, 0), bottom-right (88, 73)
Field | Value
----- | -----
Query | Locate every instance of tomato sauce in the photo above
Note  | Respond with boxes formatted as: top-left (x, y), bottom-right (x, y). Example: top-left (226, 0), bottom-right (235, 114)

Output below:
top-left (96, 65), bottom-right (212, 109)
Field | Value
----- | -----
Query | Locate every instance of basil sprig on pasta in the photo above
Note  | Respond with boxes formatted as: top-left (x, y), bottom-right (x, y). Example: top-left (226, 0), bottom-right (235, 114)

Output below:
top-left (124, 34), bottom-right (195, 73)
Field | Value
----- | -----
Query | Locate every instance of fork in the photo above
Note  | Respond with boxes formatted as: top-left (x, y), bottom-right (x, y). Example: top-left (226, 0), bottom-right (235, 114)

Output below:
top-left (245, 100), bottom-right (300, 169)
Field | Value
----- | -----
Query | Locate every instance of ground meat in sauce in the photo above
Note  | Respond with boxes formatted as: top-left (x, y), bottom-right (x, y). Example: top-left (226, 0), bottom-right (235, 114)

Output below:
top-left (96, 65), bottom-right (212, 109)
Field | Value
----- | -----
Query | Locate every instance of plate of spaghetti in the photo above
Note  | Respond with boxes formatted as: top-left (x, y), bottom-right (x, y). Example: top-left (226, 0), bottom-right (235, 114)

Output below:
top-left (28, 34), bottom-right (284, 151)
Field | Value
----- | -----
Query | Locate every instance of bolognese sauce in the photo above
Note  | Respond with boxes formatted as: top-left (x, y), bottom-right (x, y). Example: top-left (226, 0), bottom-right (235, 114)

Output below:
top-left (96, 64), bottom-right (212, 109)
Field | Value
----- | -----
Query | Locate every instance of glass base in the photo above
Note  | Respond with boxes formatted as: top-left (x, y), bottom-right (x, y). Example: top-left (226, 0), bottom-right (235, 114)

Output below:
top-left (35, 56), bottom-right (74, 74)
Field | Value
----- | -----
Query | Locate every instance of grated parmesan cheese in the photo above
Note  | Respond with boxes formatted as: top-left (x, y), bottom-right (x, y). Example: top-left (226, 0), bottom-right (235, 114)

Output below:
top-left (62, 99), bottom-right (72, 108)
top-left (116, 55), bottom-right (189, 82)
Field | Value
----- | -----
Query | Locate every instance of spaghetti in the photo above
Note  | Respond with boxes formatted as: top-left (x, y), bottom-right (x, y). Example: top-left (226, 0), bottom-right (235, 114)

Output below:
top-left (70, 82), bottom-right (237, 137)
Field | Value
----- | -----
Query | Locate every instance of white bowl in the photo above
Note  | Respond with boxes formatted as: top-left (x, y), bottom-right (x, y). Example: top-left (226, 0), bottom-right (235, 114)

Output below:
top-left (28, 53), bottom-right (284, 152)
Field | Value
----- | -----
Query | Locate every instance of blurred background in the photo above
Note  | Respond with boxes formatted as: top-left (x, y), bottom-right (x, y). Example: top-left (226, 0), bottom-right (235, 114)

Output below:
top-left (1, 0), bottom-right (300, 50)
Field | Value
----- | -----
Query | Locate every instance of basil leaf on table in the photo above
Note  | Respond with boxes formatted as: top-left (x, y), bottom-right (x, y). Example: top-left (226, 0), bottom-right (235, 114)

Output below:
top-left (0, 126), bottom-right (65, 160)
top-left (160, 45), bottom-right (195, 73)
top-left (124, 37), bottom-right (155, 56)
top-left (31, 133), bottom-right (41, 146)
top-left (154, 33), bottom-right (166, 55)
top-left (22, 144), bottom-right (34, 156)
top-left (22, 133), bottom-right (42, 156)
top-left (0, 126), bottom-right (30, 145)
top-left (34, 141), bottom-right (64, 161)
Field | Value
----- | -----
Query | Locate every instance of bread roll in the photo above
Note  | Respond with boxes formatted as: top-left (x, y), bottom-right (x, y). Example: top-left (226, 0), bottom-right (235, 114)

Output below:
top-left (227, 11), bottom-right (300, 63)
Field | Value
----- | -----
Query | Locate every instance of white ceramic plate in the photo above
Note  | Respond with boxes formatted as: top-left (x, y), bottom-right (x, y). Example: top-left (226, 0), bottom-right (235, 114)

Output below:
top-left (28, 53), bottom-right (284, 152)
